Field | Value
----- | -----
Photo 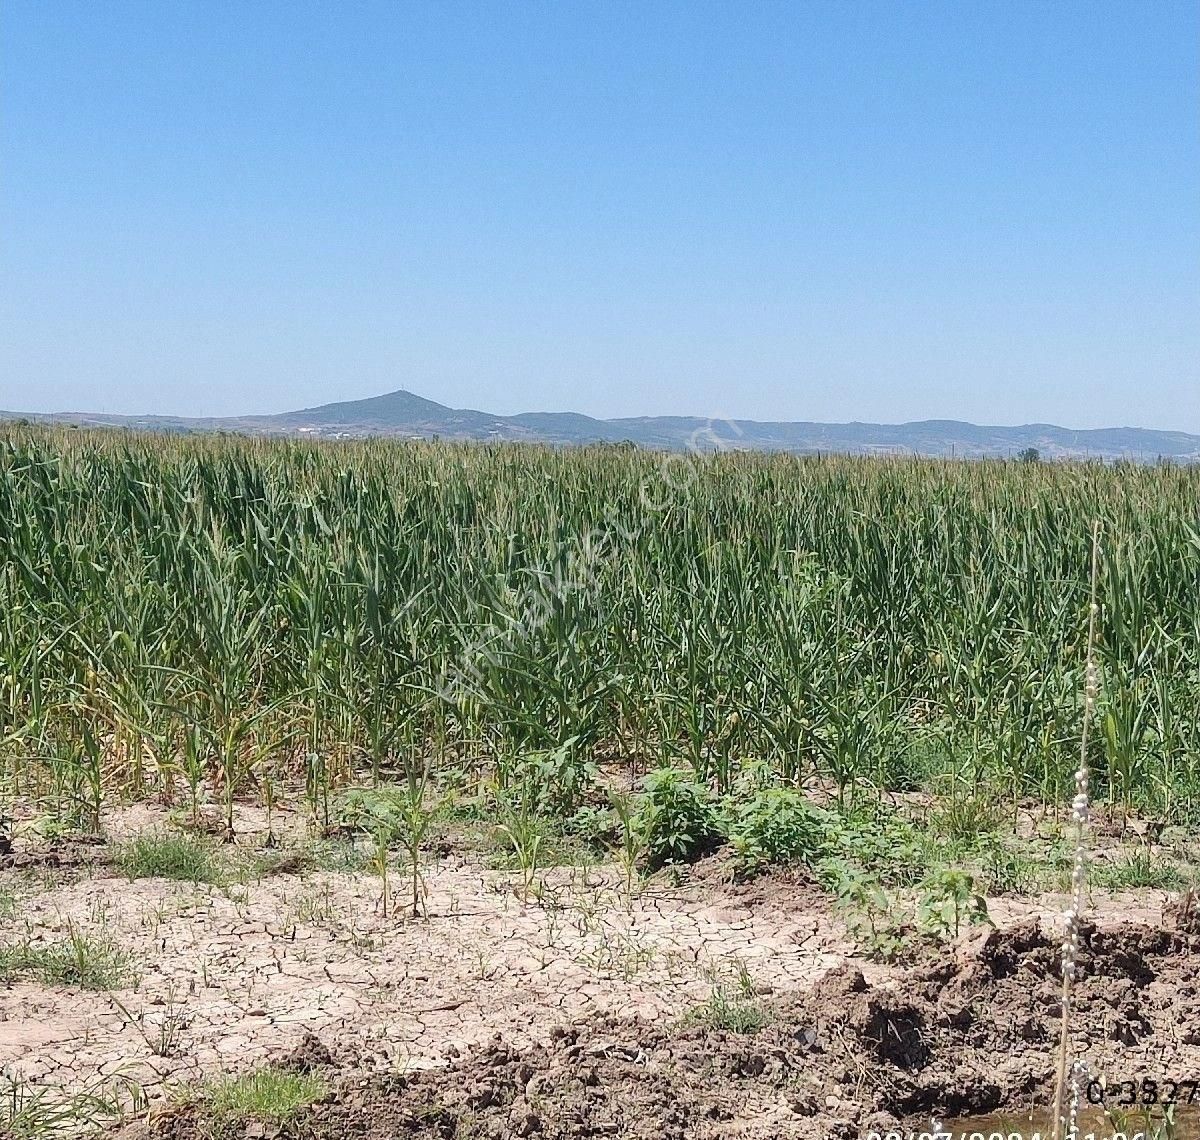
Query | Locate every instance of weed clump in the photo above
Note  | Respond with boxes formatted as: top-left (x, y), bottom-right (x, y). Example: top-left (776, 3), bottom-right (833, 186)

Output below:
top-left (685, 962), bottom-right (770, 1034)
top-left (722, 787), bottom-right (831, 877)
top-left (638, 767), bottom-right (719, 868)
top-left (1, 1070), bottom-right (135, 1138)
top-left (0, 925), bottom-right (134, 990)
top-left (115, 832), bottom-right (223, 884)
top-left (1090, 849), bottom-right (1186, 891)
top-left (202, 1067), bottom-right (327, 1124)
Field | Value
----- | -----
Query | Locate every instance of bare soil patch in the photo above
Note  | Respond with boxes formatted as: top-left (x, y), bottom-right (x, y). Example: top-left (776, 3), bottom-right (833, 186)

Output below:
top-left (0, 833), bottom-right (109, 873)
top-left (0, 806), bottom-right (846, 1111)
top-left (3, 805), bottom-right (1197, 1138)
top-left (133, 918), bottom-right (1200, 1139)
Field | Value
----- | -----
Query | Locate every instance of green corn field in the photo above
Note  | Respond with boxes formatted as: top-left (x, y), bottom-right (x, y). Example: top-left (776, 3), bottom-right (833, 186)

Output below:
top-left (1, 424), bottom-right (1198, 831)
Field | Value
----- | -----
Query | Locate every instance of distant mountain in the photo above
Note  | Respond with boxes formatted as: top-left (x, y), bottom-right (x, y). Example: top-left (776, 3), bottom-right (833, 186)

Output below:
top-left (260, 389), bottom-right (500, 433)
top-left (3, 388), bottom-right (1198, 462)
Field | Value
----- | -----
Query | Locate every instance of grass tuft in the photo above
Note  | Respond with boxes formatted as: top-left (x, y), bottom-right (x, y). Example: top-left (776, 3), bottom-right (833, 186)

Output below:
top-left (1090, 849), bottom-right (1186, 891)
top-left (1, 1070), bottom-right (135, 1138)
top-left (256, 838), bottom-right (368, 877)
top-left (685, 988), bottom-right (770, 1034)
top-left (684, 961), bottom-right (770, 1034)
top-left (203, 1068), bottom-right (327, 1124)
top-left (115, 832), bottom-right (223, 884)
top-left (0, 926), bottom-right (134, 990)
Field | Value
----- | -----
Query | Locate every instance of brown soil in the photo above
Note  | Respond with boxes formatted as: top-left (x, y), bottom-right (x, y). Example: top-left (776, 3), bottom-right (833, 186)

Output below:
top-left (682, 849), bottom-right (830, 914)
top-left (0, 832), bottom-right (109, 872)
top-left (133, 918), bottom-right (1200, 1140)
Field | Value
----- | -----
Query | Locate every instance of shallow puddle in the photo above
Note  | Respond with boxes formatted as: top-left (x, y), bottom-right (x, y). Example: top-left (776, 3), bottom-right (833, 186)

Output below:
top-left (938, 1104), bottom-right (1200, 1139)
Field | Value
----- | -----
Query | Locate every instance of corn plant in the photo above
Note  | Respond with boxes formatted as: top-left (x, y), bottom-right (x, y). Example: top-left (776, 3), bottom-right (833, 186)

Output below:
top-left (0, 425), bottom-right (1196, 839)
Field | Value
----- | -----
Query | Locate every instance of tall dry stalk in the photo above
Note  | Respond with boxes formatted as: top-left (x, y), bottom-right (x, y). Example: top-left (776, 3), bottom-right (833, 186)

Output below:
top-left (1052, 520), bottom-right (1102, 1140)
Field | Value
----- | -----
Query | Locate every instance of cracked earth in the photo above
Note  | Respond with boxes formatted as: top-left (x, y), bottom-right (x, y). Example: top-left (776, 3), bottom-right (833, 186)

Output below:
top-left (0, 804), bottom-right (850, 1104)
top-left (2, 803), bottom-right (1197, 1140)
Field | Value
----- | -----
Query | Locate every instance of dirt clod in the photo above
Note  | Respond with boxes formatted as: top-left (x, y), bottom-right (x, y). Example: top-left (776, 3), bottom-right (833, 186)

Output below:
top-left (281, 1032), bottom-right (334, 1074)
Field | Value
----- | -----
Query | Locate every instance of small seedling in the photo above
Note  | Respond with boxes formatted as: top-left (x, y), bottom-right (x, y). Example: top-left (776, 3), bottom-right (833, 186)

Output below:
top-left (110, 982), bottom-right (189, 1058)
top-left (370, 826), bottom-right (391, 918)
top-left (607, 787), bottom-right (645, 904)
top-left (918, 868), bottom-right (992, 939)
top-left (686, 961), bottom-right (769, 1034)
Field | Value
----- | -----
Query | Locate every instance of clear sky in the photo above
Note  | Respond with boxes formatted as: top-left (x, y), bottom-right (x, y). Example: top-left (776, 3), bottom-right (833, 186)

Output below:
top-left (2, 2), bottom-right (1198, 431)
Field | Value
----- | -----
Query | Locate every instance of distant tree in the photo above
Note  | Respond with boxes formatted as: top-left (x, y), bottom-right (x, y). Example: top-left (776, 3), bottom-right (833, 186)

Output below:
top-left (1019, 447), bottom-right (1041, 464)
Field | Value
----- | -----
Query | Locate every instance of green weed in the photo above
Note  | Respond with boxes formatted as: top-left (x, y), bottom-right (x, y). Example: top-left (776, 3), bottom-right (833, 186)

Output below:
top-left (0, 1069), bottom-right (138, 1138)
top-left (115, 832), bottom-right (223, 884)
top-left (722, 787), bottom-right (830, 877)
top-left (0, 925), bottom-right (134, 990)
top-left (639, 767), bottom-right (719, 868)
top-left (1091, 849), bottom-right (1186, 890)
top-left (685, 962), bottom-right (769, 1034)
top-left (202, 1067), bottom-right (327, 1124)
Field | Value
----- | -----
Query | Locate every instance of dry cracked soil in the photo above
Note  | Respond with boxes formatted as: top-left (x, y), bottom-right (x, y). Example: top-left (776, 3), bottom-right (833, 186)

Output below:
top-left (2, 804), bottom-right (1198, 1139)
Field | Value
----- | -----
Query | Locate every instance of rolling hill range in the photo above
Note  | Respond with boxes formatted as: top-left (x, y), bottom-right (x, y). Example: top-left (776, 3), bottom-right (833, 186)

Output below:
top-left (3, 388), bottom-right (1198, 461)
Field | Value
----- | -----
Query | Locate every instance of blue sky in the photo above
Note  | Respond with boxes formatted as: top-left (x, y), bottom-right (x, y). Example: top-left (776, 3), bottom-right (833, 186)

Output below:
top-left (2, 2), bottom-right (1197, 430)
